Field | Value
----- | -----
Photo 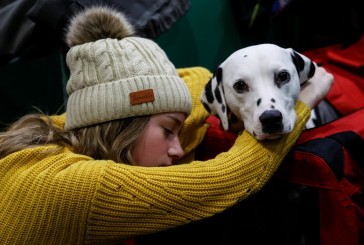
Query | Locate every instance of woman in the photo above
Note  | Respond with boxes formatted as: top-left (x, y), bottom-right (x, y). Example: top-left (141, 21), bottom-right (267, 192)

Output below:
top-left (0, 6), bottom-right (333, 245)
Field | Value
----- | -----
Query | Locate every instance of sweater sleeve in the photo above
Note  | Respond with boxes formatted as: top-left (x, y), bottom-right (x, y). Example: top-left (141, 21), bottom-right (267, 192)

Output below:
top-left (0, 66), bottom-right (312, 244)
top-left (86, 103), bottom-right (311, 242)
top-left (176, 67), bottom-right (212, 162)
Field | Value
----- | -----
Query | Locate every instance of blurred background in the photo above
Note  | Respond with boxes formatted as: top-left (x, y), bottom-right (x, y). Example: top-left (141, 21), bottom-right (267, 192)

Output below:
top-left (1, 0), bottom-right (363, 128)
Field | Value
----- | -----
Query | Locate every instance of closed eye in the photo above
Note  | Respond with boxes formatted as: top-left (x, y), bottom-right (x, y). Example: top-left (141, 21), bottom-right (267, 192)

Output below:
top-left (233, 79), bottom-right (249, 93)
top-left (163, 127), bottom-right (174, 137)
top-left (275, 70), bottom-right (290, 87)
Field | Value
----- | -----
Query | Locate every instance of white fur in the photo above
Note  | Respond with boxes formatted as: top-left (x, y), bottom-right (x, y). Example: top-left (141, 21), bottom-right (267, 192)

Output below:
top-left (201, 43), bottom-right (315, 140)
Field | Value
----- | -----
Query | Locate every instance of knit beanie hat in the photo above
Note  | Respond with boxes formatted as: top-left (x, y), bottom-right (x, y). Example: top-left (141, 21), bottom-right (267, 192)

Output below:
top-left (64, 6), bottom-right (192, 130)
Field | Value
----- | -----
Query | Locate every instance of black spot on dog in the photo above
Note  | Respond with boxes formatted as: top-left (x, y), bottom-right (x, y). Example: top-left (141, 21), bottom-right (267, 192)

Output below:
top-left (202, 101), bottom-right (211, 113)
top-left (244, 54), bottom-right (247, 58)
top-left (291, 51), bottom-right (304, 74)
top-left (308, 62), bottom-right (315, 78)
top-left (271, 98), bottom-right (276, 103)
top-left (204, 79), bottom-right (214, 103)
top-left (215, 67), bottom-right (223, 85)
top-left (221, 103), bottom-right (226, 113)
top-left (214, 85), bottom-right (223, 104)
top-left (257, 98), bottom-right (262, 107)
top-left (271, 105), bottom-right (275, 109)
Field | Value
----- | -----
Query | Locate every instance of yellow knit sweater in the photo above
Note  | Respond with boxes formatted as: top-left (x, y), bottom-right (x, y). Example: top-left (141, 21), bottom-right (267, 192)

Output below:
top-left (0, 67), bottom-right (311, 244)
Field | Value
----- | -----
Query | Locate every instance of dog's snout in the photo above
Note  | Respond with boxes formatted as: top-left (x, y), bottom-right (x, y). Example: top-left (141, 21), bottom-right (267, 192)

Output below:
top-left (259, 110), bottom-right (283, 134)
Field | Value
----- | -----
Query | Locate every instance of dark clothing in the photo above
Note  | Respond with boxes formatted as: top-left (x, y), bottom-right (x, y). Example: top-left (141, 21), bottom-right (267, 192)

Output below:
top-left (0, 0), bottom-right (190, 64)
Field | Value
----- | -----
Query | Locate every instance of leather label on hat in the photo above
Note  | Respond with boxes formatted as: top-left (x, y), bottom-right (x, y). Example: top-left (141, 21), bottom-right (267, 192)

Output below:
top-left (130, 89), bottom-right (155, 105)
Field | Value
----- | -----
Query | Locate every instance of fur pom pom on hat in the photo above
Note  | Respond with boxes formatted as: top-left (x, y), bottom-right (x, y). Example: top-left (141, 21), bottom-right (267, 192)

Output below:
top-left (64, 6), bottom-right (192, 130)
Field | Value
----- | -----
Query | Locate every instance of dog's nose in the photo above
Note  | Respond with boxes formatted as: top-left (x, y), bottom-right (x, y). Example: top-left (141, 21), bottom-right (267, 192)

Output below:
top-left (259, 110), bottom-right (283, 134)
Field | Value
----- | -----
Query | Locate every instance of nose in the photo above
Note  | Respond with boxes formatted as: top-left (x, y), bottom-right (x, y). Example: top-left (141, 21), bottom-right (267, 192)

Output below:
top-left (168, 137), bottom-right (185, 161)
top-left (259, 109), bottom-right (283, 134)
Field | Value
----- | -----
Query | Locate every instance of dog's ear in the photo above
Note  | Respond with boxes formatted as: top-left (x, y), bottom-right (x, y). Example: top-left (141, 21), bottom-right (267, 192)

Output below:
top-left (200, 67), bottom-right (230, 130)
top-left (288, 49), bottom-right (316, 84)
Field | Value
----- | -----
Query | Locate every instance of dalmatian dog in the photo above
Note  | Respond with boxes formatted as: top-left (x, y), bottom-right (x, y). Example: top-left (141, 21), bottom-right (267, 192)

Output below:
top-left (200, 43), bottom-right (316, 140)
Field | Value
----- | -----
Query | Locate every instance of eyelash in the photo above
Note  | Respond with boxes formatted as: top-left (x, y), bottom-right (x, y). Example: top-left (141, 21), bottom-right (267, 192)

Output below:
top-left (163, 128), bottom-right (173, 137)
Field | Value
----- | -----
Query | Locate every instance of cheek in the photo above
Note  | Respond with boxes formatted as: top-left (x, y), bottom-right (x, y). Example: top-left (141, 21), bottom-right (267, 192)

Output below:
top-left (132, 128), bottom-right (168, 167)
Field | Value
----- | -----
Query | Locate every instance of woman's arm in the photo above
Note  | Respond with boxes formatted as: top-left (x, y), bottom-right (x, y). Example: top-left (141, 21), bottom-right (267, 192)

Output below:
top-left (85, 67), bottom-right (320, 242)
top-left (87, 101), bottom-right (309, 242)
top-left (30, 66), bottom-right (330, 243)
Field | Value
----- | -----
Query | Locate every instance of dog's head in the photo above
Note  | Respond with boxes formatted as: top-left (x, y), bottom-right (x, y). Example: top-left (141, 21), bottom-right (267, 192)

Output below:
top-left (201, 43), bottom-right (315, 140)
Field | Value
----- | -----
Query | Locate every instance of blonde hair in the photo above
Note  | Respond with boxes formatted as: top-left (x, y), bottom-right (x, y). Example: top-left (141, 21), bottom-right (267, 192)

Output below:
top-left (0, 114), bottom-right (149, 163)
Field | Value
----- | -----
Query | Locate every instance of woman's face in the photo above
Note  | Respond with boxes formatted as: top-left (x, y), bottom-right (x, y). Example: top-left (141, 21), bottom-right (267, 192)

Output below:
top-left (131, 112), bottom-right (186, 167)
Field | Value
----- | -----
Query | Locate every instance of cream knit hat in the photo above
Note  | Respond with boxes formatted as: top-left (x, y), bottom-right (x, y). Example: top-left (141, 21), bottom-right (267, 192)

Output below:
top-left (64, 6), bottom-right (192, 130)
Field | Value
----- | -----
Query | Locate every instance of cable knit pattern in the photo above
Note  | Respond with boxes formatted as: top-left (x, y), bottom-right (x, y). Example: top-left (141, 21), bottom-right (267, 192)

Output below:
top-left (0, 67), bottom-right (311, 244)
top-left (65, 37), bottom-right (192, 130)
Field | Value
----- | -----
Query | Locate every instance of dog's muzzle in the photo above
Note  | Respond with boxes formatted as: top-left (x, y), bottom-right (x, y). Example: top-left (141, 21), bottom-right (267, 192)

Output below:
top-left (259, 109), bottom-right (283, 134)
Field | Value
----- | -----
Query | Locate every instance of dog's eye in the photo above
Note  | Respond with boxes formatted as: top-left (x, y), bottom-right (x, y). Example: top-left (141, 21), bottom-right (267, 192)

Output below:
top-left (275, 71), bottom-right (290, 87)
top-left (233, 79), bottom-right (249, 93)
